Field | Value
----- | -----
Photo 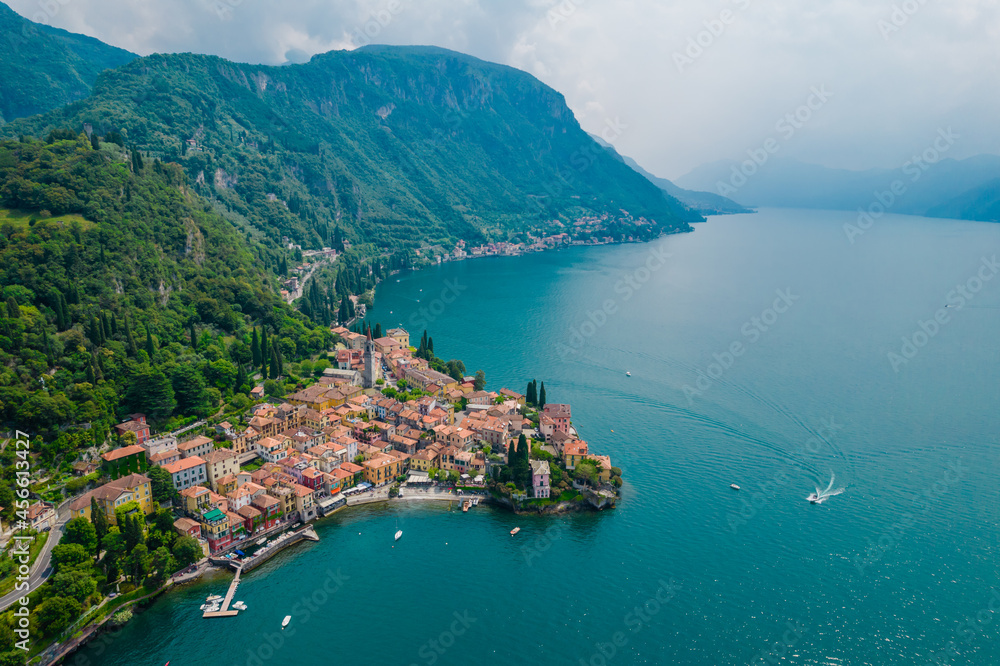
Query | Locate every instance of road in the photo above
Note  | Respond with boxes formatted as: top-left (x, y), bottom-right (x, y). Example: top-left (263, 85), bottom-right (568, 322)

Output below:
top-left (0, 504), bottom-right (69, 611)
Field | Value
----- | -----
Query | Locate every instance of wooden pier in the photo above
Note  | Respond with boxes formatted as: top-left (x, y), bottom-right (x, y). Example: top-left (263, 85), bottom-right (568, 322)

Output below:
top-left (202, 563), bottom-right (242, 618)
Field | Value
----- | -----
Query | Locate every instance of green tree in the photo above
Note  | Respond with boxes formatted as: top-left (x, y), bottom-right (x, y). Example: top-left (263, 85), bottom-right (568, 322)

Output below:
top-left (172, 535), bottom-right (202, 568)
top-left (149, 546), bottom-right (176, 585)
top-left (51, 569), bottom-right (97, 603)
top-left (33, 596), bottom-right (81, 636)
top-left (123, 367), bottom-right (175, 421)
top-left (123, 513), bottom-right (144, 552)
top-left (5, 297), bottom-right (18, 318)
top-left (101, 530), bottom-right (127, 579)
top-left (91, 497), bottom-right (108, 556)
top-left (147, 465), bottom-right (176, 503)
top-left (526, 380), bottom-right (536, 406)
top-left (538, 382), bottom-right (546, 409)
top-left (473, 370), bottom-right (486, 391)
top-left (171, 364), bottom-right (211, 417)
top-left (124, 543), bottom-right (150, 585)
top-left (62, 517), bottom-right (97, 554)
top-left (50, 544), bottom-right (89, 572)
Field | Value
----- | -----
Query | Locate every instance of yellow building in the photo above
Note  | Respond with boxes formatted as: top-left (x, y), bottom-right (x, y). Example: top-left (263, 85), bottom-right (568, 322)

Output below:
top-left (69, 473), bottom-right (155, 525)
top-left (362, 454), bottom-right (405, 486)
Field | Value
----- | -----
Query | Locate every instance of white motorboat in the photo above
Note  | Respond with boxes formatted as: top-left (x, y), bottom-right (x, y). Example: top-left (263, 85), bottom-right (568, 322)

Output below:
top-left (730, 484), bottom-right (740, 490)
top-left (206, 595), bottom-right (222, 602)
top-left (233, 601), bottom-right (247, 610)
top-left (626, 371), bottom-right (631, 377)
top-left (394, 529), bottom-right (403, 541)
top-left (282, 615), bottom-right (292, 629)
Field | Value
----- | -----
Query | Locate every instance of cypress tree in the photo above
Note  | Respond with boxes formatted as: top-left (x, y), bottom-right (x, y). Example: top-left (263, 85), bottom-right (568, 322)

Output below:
top-left (6, 296), bottom-right (19, 318)
top-left (236, 362), bottom-right (248, 392)
top-left (59, 292), bottom-right (70, 327)
top-left (539, 382), bottom-right (546, 409)
top-left (190, 322), bottom-right (198, 350)
top-left (260, 327), bottom-right (269, 373)
top-left (269, 343), bottom-right (280, 378)
top-left (338, 295), bottom-right (349, 323)
top-left (90, 133), bottom-right (100, 151)
top-left (374, 323), bottom-right (382, 339)
top-left (86, 362), bottom-right (96, 385)
top-left (111, 312), bottom-right (119, 337)
top-left (101, 311), bottom-right (111, 340)
top-left (53, 295), bottom-right (66, 331)
top-left (91, 496), bottom-right (108, 557)
top-left (428, 337), bottom-right (434, 355)
top-left (89, 316), bottom-right (102, 346)
top-left (251, 328), bottom-right (261, 366)
top-left (145, 326), bottom-right (155, 358)
top-left (125, 318), bottom-right (138, 356)
top-left (526, 380), bottom-right (536, 406)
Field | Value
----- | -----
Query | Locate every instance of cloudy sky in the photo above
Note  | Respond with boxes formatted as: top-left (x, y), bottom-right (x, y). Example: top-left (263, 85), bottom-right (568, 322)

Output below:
top-left (10, 0), bottom-right (999, 179)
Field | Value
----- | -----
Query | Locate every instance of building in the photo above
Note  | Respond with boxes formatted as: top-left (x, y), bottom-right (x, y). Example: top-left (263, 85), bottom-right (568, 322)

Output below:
top-left (163, 456), bottom-right (208, 491)
top-left (202, 449), bottom-right (240, 492)
top-left (387, 327), bottom-right (410, 348)
top-left (26, 501), bottom-right (56, 530)
top-left (543, 404), bottom-right (572, 434)
top-left (173, 517), bottom-right (203, 540)
top-left (114, 414), bottom-right (150, 445)
top-left (101, 444), bottom-right (148, 479)
top-left (69, 473), bottom-right (154, 525)
top-left (361, 329), bottom-right (382, 388)
top-left (200, 508), bottom-right (231, 552)
top-left (563, 441), bottom-right (589, 470)
top-left (149, 448), bottom-right (182, 468)
top-left (178, 435), bottom-right (214, 459)
top-left (530, 460), bottom-right (551, 499)
top-left (141, 435), bottom-right (178, 458)
top-left (180, 485), bottom-right (212, 516)
top-left (251, 493), bottom-right (281, 529)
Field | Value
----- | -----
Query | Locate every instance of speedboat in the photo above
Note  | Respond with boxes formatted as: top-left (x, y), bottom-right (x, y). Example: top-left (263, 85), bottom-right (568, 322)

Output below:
top-left (510, 527), bottom-right (520, 536)
top-left (730, 484), bottom-right (740, 490)
top-left (394, 529), bottom-right (403, 541)
top-left (282, 615), bottom-right (292, 629)
top-left (626, 371), bottom-right (631, 377)
top-left (806, 492), bottom-right (825, 504)
top-left (206, 595), bottom-right (222, 602)
top-left (233, 601), bottom-right (247, 610)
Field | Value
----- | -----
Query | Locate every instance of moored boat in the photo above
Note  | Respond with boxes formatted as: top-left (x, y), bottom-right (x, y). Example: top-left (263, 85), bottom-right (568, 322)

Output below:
top-left (282, 615), bottom-right (291, 629)
top-left (730, 484), bottom-right (740, 490)
top-left (510, 527), bottom-right (520, 536)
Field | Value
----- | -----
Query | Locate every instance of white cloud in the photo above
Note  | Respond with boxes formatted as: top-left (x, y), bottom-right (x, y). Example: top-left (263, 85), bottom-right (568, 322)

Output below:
top-left (7, 0), bottom-right (999, 179)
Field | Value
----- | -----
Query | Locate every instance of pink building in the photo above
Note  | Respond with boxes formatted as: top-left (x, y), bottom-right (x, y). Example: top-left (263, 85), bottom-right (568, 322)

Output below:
top-left (530, 460), bottom-right (551, 499)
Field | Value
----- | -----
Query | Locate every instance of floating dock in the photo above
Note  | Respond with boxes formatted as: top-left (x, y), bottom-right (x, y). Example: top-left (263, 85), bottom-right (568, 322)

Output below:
top-left (202, 563), bottom-right (242, 618)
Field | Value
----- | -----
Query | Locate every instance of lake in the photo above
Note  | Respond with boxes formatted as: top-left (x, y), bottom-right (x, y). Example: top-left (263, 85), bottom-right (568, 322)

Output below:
top-left (78, 208), bottom-right (1000, 665)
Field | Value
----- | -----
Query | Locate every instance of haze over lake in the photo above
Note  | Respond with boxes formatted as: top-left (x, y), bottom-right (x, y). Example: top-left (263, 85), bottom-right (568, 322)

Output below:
top-left (79, 208), bottom-right (1000, 665)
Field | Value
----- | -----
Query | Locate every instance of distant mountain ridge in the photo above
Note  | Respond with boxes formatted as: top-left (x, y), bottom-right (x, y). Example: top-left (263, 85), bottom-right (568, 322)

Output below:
top-left (0, 1), bottom-right (137, 122)
top-left (2, 43), bottom-right (701, 250)
top-left (676, 153), bottom-right (1000, 222)
top-left (589, 134), bottom-right (752, 216)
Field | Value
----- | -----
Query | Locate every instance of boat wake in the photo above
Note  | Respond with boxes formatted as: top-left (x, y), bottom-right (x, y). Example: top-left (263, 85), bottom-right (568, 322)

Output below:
top-left (807, 473), bottom-right (844, 504)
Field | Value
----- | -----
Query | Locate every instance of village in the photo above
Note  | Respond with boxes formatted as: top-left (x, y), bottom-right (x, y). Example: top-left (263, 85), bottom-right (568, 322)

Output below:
top-left (66, 325), bottom-right (621, 562)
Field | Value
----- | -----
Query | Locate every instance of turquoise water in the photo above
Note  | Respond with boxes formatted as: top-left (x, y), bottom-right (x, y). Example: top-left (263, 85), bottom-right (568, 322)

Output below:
top-left (78, 209), bottom-right (1000, 665)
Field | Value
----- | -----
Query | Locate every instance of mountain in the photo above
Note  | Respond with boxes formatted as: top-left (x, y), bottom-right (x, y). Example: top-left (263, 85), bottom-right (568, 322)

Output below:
top-left (0, 1), bottom-right (136, 122)
top-left (0, 133), bottom-right (336, 451)
top-left (676, 154), bottom-right (1000, 222)
top-left (4, 45), bottom-right (701, 251)
top-left (589, 134), bottom-right (751, 216)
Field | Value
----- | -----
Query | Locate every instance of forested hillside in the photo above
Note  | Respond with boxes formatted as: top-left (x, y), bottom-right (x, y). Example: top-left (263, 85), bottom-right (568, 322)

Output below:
top-left (0, 134), bottom-right (332, 460)
top-left (0, 2), bottom-right (136, 122)
top-left (5, 46), bottom-right (700, 251)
